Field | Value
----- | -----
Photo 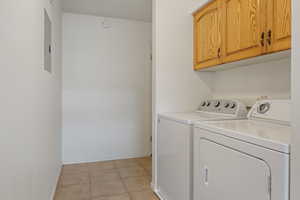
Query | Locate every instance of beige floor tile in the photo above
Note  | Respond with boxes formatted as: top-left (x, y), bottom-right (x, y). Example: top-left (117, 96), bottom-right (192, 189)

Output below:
top-left (143, 163), bottom-right (151, 169)
top-left (90, 170), bottom-right (121, 183)
top-left (88, 161), bottom-right (115, 170)
top-left (146, 168), bottom-right (152, 176)
top-left (88, 161), bottom-right (116, 176)
top-left (118, 167), bottom-right (147, 178)
top-left (55, 184), bottom-right (90, 200)
top-left (90, 167), bottom-right (116, 174)
top-left (56, 175), bottom-right (63, 188)
top-left (122, 177), bottom-right (151, 192)
top-left (92, 194), bottom-right (131, 200)
top-left (114, 159), bottom-right (140, 169)
top-left (145, 175), bottom-right (152, 182)
top-left (55, 157), bottom-right (154, 200)
top-left (62, 163), bottom-right (89, 175)
top-left (130, 190), bottom-right (159, 200)
top-left (60, 172), bottom-right (89, 187)
top-left (137, 157), bottom-right (152, 168)
top-left (91, 180), bottom-right (127, 197)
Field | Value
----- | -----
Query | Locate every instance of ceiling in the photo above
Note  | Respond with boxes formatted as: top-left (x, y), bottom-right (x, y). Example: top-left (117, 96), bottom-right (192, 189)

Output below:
top-left (62, 0), bottom-right (152, 22)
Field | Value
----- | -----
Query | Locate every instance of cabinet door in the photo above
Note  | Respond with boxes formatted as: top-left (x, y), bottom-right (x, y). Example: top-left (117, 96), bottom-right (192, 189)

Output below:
top-left (194, 0), bottom-right (222, 70)
top-left (266, 0), bottom-right (291, 52)
top-left (222, 0), bottom-right (266, 63)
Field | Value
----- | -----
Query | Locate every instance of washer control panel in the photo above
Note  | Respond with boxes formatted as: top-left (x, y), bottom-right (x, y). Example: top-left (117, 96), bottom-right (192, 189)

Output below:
top-left (198, 100), bottom-right (247, 116)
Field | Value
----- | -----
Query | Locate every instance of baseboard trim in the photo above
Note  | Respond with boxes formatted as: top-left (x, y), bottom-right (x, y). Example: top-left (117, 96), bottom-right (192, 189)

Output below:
top-left (151, 182), bottom-right (165, 200)
top-left (50, 165), bottom-right (62, 200)
top-left (63, 154), bottom-right (152, 165)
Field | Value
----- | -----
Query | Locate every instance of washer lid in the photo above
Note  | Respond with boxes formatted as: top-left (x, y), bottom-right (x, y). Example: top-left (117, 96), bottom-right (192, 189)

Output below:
top-left (194, 119), bottom-right (291, 154)
top-left (158, 112), bottom-right (239, 124)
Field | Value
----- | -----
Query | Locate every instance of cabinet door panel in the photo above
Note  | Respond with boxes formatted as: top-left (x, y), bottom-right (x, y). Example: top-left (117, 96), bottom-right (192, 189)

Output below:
top-left (267, 0), bottom-right (291, 52)
top-left (222, 0), bottom-right (265, 63)
top-left (194, 0), bottom-right (222, 70)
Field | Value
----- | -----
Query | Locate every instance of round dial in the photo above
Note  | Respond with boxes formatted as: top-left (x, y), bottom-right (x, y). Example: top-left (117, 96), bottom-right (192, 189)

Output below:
top-left (257, 103), bottom-right (270, 114)
top-left (201, 101), bottom-right (206, 107)
top-left (215, 101), bottom-right (221, 107)
top-left (224, 103), bottom-right (230, 108)
top-left (206, 101), bottom-right (211, 106)
top-left (230, 103), bottom-right (236, 109)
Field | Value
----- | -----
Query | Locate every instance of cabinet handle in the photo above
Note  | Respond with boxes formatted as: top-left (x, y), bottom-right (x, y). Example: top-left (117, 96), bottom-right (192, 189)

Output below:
top-left (267, 30), bottom-right (272, 45)
top-left (260, 32), bottom-right (265, 46)
top-left (217, 48), bottom-right (221, 58)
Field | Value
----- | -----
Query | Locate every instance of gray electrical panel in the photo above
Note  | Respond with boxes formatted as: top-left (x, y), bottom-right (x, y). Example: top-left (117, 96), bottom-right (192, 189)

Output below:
top-left (44, 9), bottom-right (52, 73)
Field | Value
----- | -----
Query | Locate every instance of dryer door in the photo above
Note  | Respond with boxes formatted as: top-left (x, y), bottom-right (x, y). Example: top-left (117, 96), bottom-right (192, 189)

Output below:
top-left (196, 139), bottom-right (271, 200)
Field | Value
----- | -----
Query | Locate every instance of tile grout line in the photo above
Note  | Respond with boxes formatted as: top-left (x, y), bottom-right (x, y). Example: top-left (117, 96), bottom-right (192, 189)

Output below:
top-left (124, 158), bottom-right (153, 200)
top-left (137, 159), bottom-right (152, 177)
top-left (88, 164), bottom-right (92, 200)
top-left (52, 166), bottom-right (63, 200)
top-left (115, 161), bottom-right (133, 200)
top-left (117, 159), bottom-right (149, 200)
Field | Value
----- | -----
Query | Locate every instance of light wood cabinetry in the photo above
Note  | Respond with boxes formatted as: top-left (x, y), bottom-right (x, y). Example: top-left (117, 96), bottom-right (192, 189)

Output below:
top-left (266, 0), bottom-right (291, 52)
top-left (193, 0), bottom-right (291, 70)
top-left (221, 0), bottom-right (266, 63)
top-left (194, 0), bottom-right (222, 70)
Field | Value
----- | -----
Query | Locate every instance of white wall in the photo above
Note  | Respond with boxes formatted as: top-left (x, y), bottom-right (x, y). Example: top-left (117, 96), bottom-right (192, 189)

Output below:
top-left (154, 1), bottom-right (213, 114)
top-left (291, 0), bottom-right (300, 199)
top-left (62, 13), bottom-right (152, 164)
top-left (0, 0), bottom-right (62, 200)
top-left (213, 58), bottom-right (291, 105)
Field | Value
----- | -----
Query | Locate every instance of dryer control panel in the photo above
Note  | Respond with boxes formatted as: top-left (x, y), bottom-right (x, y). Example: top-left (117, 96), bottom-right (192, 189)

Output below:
top-left (197, 100), bottom-right (247, 118)
top-left (248, 100), bottom-right (291, 124)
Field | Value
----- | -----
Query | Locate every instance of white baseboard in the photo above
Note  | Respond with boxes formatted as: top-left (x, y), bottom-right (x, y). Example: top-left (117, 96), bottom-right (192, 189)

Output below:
top-left (154, 190), bottom-right (165, 200)
top-left (63, 154), bottom-right (151, 165)
top-left (151, 182), bottom-right (165, 200)
top-left (50, 166), bottom-right (62, 200)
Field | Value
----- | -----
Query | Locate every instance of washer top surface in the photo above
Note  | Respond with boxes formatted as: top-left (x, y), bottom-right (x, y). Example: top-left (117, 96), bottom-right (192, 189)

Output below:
top-left (159, 112), bottom-right (238, 124)
top-left (194, 100), bottom-right (291, 154)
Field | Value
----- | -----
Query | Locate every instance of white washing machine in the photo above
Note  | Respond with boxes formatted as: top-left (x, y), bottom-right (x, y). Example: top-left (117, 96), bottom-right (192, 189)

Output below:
top-left (156, 100), bottom-right (247, 200)
top-left (193, 100), bottom-right (291, 200)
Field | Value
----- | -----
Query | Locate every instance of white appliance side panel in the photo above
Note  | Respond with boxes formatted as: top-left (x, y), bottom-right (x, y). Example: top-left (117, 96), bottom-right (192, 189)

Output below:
top-left (197, 139), bottom-right (270, 200)
top-left (194, 128), bottom-right (290, 200)
top-left (157, 118), bottom-right (192, 200)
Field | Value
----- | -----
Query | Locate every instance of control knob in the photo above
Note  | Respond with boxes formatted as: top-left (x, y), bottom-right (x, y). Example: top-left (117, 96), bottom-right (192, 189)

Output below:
top-left (224, 103), bottom-right (230, 108)
top-left (215, 101), bottom-right (221, 108)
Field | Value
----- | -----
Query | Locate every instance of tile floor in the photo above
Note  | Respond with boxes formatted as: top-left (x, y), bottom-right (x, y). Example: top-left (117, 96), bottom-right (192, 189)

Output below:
top-left (54, 157), bottom-right (158, 200)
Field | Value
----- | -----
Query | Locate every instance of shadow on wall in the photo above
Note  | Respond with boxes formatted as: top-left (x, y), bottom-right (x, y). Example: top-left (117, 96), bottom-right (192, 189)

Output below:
top-left (210, 58), bottom-right (291, 106)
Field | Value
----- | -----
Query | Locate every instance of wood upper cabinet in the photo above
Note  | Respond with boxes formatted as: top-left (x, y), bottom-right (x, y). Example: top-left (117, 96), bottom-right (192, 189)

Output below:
top-left (194, 0), bottom-right (222, 70)
top-left (221, 0), bottom-right (266, 63)
top-left (266, 0), bottom-right (291, 52)
top-left (193, 0), bottom-right (291, 70)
